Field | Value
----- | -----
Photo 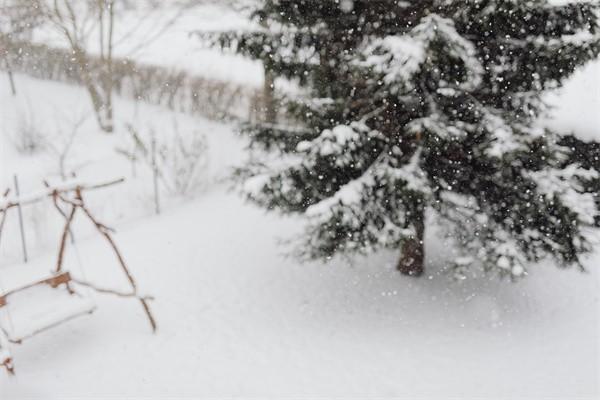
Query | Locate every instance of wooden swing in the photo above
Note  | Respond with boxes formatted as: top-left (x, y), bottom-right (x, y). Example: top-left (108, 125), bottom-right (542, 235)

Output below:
top-left (0, 178), bottom-right (156, 374)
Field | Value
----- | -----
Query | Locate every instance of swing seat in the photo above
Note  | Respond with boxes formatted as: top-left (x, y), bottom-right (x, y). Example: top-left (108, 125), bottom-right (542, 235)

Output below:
top-left (0, 272), bottom-right (96, 342)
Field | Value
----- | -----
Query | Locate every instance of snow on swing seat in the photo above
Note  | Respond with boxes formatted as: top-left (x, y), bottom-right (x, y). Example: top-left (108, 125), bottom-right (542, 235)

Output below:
top-left (0, 275), bottom-right (96, 342)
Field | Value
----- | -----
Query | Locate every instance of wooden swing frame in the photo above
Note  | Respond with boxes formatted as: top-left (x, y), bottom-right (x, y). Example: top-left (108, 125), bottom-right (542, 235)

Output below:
top-left (0, 178), bottom-right (156, 374)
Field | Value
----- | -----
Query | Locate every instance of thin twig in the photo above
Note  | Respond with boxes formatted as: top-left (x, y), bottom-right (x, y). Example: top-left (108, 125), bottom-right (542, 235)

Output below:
top-left (0, 178), bottom-right (124, 213)
top-left (71, 278), bottom-right (154, 301)
top-left (0, 189), bottom-right (11, 249)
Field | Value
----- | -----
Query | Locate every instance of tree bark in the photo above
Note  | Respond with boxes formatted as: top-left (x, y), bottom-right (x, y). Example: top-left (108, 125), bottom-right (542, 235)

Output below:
top-left (397, 207), bottom-right (425, 277)
top-left (102, 0), bottom-right (115, 133)
top-left (4, 57), bottom-right (17, 96)
top-left (259, 15), bottom-right (276, 124)
top-left (263, 66), bottom-right (276, 123)
top-left (6, 69), bottom-right (16, 96)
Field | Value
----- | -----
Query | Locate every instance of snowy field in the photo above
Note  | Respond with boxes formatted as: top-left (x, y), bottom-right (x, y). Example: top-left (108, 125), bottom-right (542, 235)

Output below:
top-left (0, 61), bottom-right (598, 398)
top-left (1, 1), bottom-right (600, 396)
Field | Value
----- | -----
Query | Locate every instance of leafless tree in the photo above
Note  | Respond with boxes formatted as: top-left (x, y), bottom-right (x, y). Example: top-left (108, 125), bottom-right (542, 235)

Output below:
top-left (33, 0), bottom-right (117, 132)
top-left (34, 0), bottom-right (200, 133)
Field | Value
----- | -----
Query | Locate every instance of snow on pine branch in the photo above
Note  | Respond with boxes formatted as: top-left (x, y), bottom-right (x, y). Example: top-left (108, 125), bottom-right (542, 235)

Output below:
top-left (301, 150), bottom-right (430, 255)
top-left (362, 14), bottom-right (484, 93)
top-left (295, 122), bottom-right (385, 167)
top-left (527, 164), bottom-right (599, 225)
top-left (305, 149), bottom-right (429, 221)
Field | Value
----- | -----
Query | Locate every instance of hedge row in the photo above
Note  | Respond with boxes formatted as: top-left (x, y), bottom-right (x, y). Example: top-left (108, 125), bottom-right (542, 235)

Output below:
top-left (2, 40), bottom-right (264, 121)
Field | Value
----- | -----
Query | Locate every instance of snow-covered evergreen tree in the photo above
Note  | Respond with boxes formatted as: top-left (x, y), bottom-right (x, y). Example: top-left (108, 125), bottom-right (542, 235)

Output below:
top-left (210, 0), bottom-right (600, 278)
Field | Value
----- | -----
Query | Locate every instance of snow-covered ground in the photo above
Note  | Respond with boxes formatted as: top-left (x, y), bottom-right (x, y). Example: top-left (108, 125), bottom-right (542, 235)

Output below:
top-left (0, 68), bottom-right (598, 398)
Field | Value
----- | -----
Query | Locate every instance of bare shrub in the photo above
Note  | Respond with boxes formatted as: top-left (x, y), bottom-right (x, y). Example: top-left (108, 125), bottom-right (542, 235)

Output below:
top-left (46, 111), bottom-right (89, 179)
top-left (117, 120), bottom-right (209, 198)
top-left (10, 109), bottom-right (46, 155)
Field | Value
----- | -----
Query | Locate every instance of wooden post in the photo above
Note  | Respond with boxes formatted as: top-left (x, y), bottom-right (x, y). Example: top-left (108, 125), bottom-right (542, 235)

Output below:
top-left (13, 175), bottom-right (28, 263)
top-left (151, 137), bottom-right (160, 215)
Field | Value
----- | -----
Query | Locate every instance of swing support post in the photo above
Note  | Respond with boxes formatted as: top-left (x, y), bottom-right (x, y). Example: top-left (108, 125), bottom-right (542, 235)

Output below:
top-left (13, 175), bottom-right (28, 263)
top-left (48, 185), bottom-right (157, 332)
top-left (54, 188), bottom-right (157, 332)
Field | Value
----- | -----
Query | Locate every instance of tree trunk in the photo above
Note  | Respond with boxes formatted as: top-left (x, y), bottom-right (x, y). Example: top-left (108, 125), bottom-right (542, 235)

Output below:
top-left (397, 208), bottom-right (425, 277)
top-left (4, 58), bottom-right (16, 96)
top-left (101, 86), bottom-right (114, 133)
top-left (84, 82), bottom-right (113, 133)
top-left (263, 66), bottom-right (276, 123)
top-left (103, 0), bottom-right (115, 133)
top-left (260, 15), bottom-right (276, 124)
top-left (6, 69), bottom-right (16, 96)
